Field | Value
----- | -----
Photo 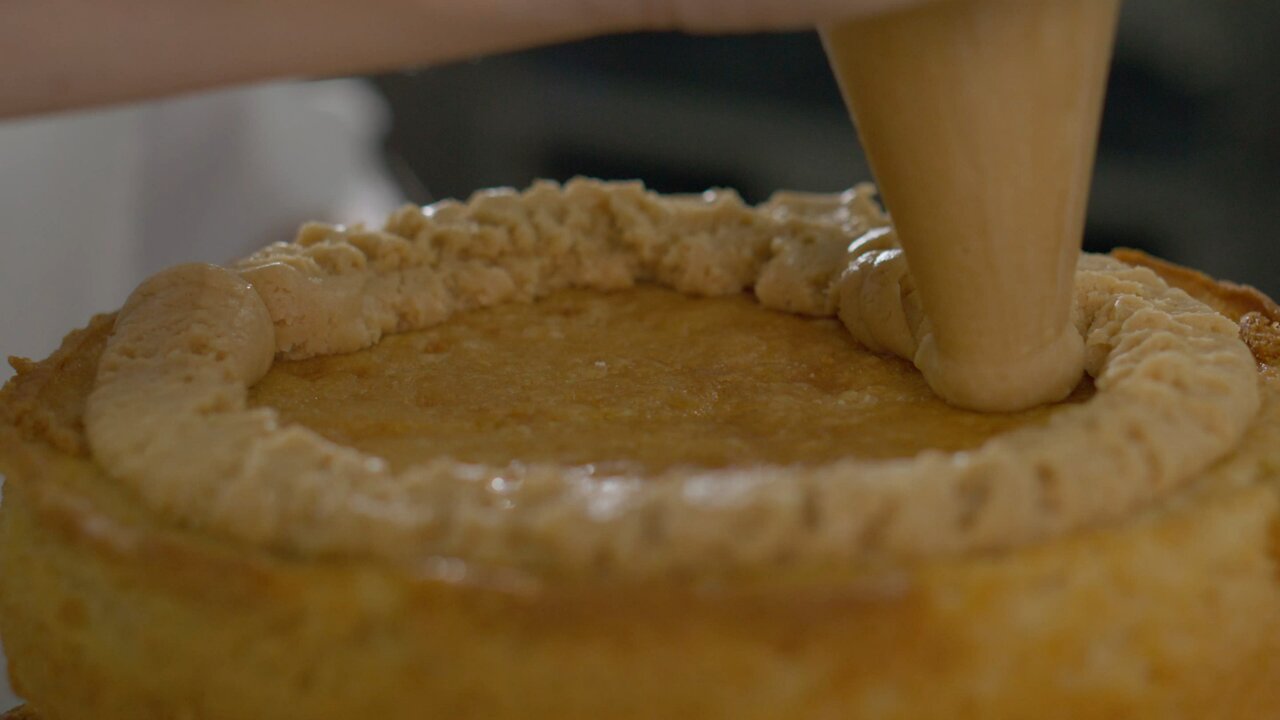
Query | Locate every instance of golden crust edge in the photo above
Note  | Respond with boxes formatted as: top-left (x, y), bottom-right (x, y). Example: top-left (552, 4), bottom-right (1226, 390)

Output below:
top-left (4, 403), bottom-right (1280, 719)
top-left (1112, 248), bottom-right (1280, 375)
top-left (3, 254), bottom-right (1280, 718)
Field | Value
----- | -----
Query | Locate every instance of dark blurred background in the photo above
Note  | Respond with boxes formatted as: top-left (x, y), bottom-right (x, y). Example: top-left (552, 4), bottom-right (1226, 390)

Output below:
top-left (371, 0), bottom-right (1280, 296)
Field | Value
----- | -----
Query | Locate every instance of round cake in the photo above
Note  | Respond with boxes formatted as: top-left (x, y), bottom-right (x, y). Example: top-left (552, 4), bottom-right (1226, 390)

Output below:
top-left (2, 180), bottom-right (1279, 719)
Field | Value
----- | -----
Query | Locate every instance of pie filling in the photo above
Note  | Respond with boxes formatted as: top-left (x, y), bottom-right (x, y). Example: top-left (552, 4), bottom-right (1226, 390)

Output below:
top-left (250, 285), bottom-right (1092, 475)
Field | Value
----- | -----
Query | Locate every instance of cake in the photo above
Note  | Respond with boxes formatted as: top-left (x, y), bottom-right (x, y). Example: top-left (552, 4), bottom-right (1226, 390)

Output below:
top-left (2, 180), bottom-right (1278, 719)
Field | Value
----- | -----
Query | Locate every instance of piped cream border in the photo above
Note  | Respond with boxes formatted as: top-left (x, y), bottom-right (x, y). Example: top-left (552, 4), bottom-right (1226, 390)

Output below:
top-left (84, 180), bottom-right (1260, 576)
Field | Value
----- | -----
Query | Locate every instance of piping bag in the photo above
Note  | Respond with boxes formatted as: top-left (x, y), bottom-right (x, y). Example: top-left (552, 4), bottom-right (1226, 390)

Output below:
top-left (820, 0), bottom-right (1121, 411)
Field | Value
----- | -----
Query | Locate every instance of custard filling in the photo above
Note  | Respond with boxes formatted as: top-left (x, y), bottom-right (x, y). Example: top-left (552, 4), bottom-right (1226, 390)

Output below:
top-left (250, 286), bottom-right (1090, 475)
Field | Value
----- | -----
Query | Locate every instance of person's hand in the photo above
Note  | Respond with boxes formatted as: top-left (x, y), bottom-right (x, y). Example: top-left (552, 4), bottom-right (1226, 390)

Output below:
top-left (1, 0), bottom-right (930, 118)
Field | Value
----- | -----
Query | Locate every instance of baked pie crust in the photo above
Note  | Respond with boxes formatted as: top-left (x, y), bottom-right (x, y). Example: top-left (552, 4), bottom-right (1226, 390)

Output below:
top-left (2, 181), bottom-right (1279, 719)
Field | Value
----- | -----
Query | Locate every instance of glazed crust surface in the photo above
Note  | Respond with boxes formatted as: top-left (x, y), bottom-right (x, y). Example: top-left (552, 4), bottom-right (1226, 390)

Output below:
top-left (2, 251), bottom-right (1280, 719)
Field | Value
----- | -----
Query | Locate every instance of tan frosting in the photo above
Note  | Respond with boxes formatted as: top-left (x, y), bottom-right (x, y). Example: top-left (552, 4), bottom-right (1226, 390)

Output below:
top-left (84, 180), bottom-right (1261, 576)
top-left (823, 0), bottom-right (1121, 411)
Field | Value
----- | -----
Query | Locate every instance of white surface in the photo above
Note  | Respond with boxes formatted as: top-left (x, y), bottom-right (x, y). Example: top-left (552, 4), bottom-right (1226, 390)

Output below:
top-left (0, 79), bottom-right (401, 712)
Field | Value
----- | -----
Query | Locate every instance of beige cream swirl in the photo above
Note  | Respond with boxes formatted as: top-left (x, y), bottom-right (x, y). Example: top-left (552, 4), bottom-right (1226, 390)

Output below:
top-left (84, 180), bottom-right (1261, 576)
top-left (832, 229), bottom-right (1089, 413)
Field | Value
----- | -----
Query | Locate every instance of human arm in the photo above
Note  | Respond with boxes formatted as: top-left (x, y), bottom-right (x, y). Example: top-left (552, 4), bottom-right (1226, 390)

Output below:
top-left (1, 0), bottom-right (927, 118)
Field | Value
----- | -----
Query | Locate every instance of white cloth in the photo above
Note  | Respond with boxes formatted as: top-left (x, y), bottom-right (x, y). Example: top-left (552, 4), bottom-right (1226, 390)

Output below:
top-left (0, 79), bottom-right (403, 711)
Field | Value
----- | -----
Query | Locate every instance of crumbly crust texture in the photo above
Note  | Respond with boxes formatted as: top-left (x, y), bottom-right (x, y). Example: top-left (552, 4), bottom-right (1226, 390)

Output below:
top-left (4, 183), bottom-right (1280, 720)
top-left (76, 180), bottom-right (1261, 576)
